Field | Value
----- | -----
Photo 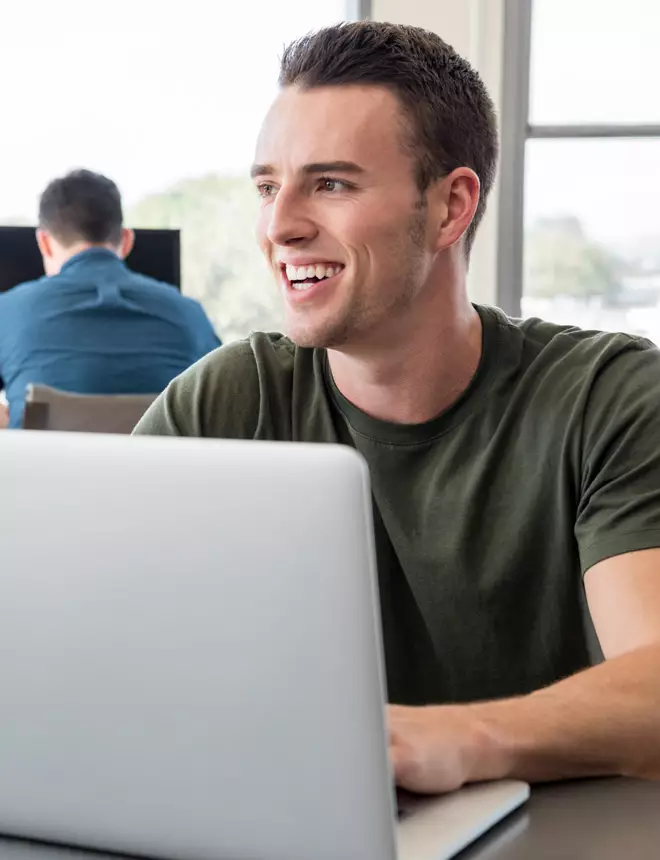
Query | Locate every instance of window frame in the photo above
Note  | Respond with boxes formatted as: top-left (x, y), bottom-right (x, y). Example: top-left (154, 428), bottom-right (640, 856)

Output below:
top-left (347, 0), bottom-right (372, 19)
top-left (496, 0), bottom-right (660, 316)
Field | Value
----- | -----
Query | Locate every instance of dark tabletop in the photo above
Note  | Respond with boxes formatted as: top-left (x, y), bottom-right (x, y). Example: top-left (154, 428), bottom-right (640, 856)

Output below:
top-left (0, 777), bottom-right (657, 859)
top-left (461, 776), bottom-right (660, 860)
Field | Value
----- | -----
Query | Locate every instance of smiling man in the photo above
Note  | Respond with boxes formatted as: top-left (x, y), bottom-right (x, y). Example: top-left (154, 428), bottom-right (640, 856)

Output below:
top-left (135, 22), bottom-right (660, 792)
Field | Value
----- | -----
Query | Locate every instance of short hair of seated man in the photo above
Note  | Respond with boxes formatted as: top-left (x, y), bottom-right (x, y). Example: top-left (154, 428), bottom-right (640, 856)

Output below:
top-left (36, 169), bottom-right (134, 277)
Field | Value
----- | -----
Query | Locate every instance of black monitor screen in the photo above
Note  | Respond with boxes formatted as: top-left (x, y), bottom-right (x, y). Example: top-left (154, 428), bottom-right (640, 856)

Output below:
top-left (0, 226), bottom-right (181, 294)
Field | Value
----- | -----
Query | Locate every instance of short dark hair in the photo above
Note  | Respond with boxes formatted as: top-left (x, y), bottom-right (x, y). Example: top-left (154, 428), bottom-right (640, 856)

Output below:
top-left (38, 169), bottom-right (123, 247)
top-left (279, 21), bottom-right (499, 254)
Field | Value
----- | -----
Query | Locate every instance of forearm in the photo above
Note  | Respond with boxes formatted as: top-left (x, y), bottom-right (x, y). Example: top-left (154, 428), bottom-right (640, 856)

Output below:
top-left (470, 644), bottom-right (660, 784)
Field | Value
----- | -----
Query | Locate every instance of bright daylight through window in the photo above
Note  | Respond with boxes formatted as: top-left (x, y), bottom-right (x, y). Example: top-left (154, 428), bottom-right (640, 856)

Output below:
top-left (522, 0), bottom-right (660, 341)
top-left (0, 0), bottom-right (349, 343)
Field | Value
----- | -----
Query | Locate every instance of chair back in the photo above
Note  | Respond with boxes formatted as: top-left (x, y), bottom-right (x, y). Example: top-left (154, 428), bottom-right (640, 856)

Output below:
top-left (23, 385), bottom-right (157, 434)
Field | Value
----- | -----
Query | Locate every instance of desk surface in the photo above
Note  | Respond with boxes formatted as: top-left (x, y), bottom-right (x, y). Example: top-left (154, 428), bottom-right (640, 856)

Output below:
top-left (463, 776), bottom-right (660, 860)
top-left (0, 777), bottom-right (657, 860)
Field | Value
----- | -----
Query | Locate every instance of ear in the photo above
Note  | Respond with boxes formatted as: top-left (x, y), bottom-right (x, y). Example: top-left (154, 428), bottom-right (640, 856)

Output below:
top-left (428, 167), bottom-right (481, 253)
top-left (118, 227), bottom-right (135, 260)
top-left (36, 228), bottom-right (53, 260)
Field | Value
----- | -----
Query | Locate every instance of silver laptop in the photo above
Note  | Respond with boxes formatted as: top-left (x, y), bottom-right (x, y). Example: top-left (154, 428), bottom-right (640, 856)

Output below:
top-left (0, 431), bottom-right (528, 860)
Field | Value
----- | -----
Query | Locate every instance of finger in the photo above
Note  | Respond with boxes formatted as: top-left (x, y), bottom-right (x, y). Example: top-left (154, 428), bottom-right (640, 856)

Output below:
top-left (388, 725), bottom-right (406, 750)
top-left (387, 706), bottom-right (410, 733)
top-left (389, 741), bottom-right (407, 781)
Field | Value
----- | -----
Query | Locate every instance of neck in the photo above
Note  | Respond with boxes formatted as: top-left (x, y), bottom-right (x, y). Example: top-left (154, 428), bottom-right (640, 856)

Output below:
top-left (62, 242), bottom-right (116, 264)
top-left (327, 269), bottom-right (483, 425)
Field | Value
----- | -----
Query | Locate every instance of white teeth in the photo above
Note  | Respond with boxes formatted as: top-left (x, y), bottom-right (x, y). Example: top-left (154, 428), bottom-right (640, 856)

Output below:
top-left (283, 263), bottom-right (343, 282)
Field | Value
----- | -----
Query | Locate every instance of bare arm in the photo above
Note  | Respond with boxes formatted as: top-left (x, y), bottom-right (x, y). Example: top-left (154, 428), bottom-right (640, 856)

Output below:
top-left (390, 548), bottom-right (660, 792)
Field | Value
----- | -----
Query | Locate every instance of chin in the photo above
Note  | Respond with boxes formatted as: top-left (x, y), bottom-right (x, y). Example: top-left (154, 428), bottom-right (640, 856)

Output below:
top-left (284, 315), bottom-right (351, 350)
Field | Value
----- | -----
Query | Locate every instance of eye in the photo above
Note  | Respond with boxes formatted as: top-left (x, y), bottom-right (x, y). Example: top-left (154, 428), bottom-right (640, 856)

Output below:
top-left (256, 182), bottom-right (277, 198)
top-left (319, 177), bottom-right (347, 193)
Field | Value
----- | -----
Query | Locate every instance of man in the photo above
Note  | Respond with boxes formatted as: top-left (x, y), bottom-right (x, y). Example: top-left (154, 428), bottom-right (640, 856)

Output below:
top-left (0, 170), bottom-right (220, 428)
top-left (135, 22), bottom-right (660, 792)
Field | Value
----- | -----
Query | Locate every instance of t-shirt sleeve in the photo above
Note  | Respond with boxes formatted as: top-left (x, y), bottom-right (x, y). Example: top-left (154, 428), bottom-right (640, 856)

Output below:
top-left (133, 340), bottom-right (261, 438)
top-left (576, 339), bottom-right (660, 574)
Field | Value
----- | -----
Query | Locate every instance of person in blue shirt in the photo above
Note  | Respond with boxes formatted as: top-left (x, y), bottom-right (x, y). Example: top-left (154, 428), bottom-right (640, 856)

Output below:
top-left (0, 169), bottom-right (221, 428)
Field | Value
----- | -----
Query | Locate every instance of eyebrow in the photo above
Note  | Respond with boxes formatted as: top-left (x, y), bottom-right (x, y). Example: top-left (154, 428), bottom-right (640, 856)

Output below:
top-left (250, 161), bottom-right (365, 179)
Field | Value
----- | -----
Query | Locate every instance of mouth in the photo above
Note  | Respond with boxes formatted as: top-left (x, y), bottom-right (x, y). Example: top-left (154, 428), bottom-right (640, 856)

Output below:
top-left (279, 262), bottom-right (345, 302)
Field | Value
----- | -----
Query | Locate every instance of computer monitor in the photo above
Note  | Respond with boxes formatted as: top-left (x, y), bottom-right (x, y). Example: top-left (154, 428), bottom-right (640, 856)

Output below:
top-left (0, 226), bottom-right (181, 294)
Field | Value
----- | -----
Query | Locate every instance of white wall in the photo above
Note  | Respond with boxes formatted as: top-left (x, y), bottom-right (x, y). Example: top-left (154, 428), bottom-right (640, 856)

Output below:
top-left (369, 0), bottom-right (505, 305)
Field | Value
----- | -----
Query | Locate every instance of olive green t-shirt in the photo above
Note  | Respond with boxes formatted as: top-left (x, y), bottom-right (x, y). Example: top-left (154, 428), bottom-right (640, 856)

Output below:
top-left (134, 305), bottom-right (660, 705)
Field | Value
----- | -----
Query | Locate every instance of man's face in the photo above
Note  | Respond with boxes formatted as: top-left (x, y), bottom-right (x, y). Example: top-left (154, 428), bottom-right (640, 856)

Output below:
top-left (253, 84), bottom-right (435, 349)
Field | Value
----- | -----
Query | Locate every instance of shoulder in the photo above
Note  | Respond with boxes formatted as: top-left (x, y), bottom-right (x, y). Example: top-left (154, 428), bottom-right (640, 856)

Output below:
top-left (124, 270), bottom-right (181, 297)
top-left (0, 276), bottom-right (49, 316)
top-left (183, 331), bottom-right (296, 391)
top-left (524, 315), bottom-right (659, 389)
top-left (128, 273), bottom-right (212, 315)
top-left (576, 331), bottom-right (660, 440)
top-left (516, 312), bottom-right (651, 353)
top-left (134, 332), bottom-right (300, 437)
top-left (1, 275), bottom-right (49, 299)
top-left (488, 305), bottom-right (660, 441)
top-left (489, 305), bottom-right (659, 388)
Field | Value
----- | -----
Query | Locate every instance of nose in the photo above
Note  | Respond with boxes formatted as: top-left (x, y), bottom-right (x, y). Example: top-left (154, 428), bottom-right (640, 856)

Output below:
top-left (265, 186), bottom-right (318, 247)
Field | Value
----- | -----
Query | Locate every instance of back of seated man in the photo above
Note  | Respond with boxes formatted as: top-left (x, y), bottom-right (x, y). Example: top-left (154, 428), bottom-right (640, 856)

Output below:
top-left (0, 169), bottom-right (221, 428)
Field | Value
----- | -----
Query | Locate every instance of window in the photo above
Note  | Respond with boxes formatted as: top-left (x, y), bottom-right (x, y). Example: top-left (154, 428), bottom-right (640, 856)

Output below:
top-left (0, 0), bottom-right (352, 342)
top-left (500, 0), bottom-right (660, 340)
top-left (529, 0), bottom-right (660, 126)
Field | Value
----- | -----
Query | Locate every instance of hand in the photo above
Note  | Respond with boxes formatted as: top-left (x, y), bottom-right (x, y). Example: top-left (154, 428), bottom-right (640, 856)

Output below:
top-left (388, 704), bottom-right (506, 794)
top-left (0, 402), bottom-right (8, 430)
